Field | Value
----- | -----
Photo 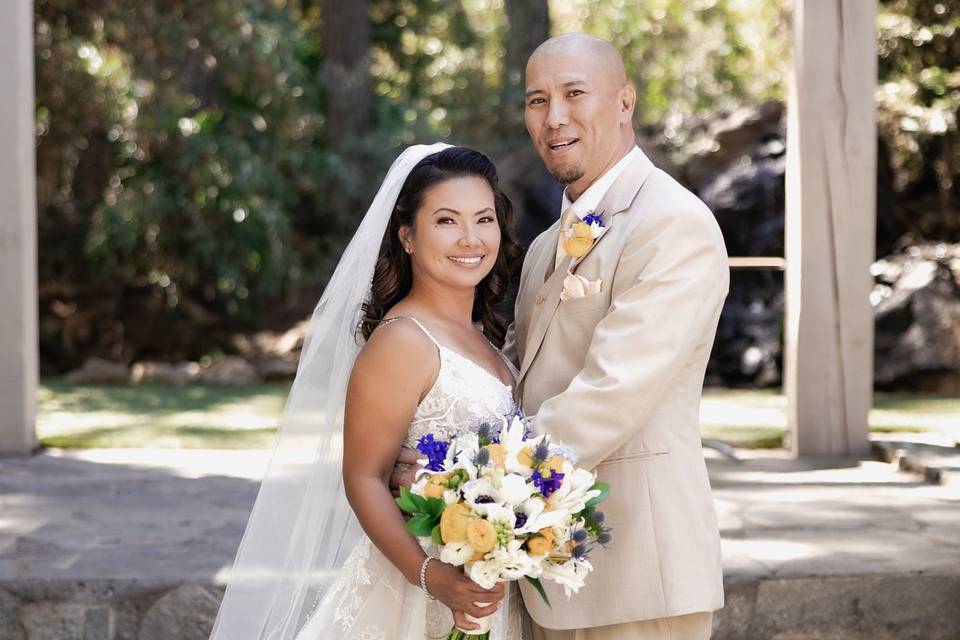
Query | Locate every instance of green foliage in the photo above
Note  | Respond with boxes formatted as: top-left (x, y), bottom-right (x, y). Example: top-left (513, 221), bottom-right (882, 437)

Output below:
top-left (552, 0), bottom-right (789, 150)
top-left (395, 486), bottom-right (445, 537)
top-left (877, 1), bottom-right (959, 209)
top-left (35, 0), bottom-right (956, 366)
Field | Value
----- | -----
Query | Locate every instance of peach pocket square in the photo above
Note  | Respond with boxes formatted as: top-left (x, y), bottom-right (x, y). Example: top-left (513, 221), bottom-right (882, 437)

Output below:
top-left (560, 272), bottom-right (602, 301)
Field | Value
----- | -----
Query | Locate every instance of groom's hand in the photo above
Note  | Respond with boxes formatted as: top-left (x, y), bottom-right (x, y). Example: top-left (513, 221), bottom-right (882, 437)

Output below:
top-left (389, 447), bottom-right (422, 497)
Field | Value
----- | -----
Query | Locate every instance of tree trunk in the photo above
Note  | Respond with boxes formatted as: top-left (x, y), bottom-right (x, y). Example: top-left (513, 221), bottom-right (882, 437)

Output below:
top-left (501, 0), bottom-right (550, 134)
top-left (322, 0), bottom-right (371, 150)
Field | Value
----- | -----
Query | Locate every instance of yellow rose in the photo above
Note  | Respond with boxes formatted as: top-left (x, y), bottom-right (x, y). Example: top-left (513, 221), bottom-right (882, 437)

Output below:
top-left (440, 503), bottom-right (472, 543)
top-left (527, 527), bottom-right (556, 555)
top-left (467, 518), bottom-right (498, 554)
top-left (485, 444), bottom-right (507, 469)
top-left (563, 222), bottom-right (594, 258)
top-left (527, 535), bottom-right (553, 556)
top-left (423, 473), bottom-right (450, 499)
top-left (516, 446), bottom-right (535, 468)
top-left (538, 527), bottom-right (556, 545)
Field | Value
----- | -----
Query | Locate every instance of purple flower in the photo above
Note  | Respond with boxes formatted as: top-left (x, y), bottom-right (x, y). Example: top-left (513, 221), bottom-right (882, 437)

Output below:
top-left (416, 434), bottom-right (449, 472)
top-left (531, 470), bottom-right (565, 497)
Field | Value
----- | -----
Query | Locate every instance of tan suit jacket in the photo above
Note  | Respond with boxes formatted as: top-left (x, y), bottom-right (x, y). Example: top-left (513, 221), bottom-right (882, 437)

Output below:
top-left (503, 149), bottom-right (728, 630)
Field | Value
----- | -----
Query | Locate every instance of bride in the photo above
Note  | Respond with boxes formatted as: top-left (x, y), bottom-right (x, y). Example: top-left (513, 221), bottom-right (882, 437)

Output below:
top-left (210, 143), bottom-right (526, 640)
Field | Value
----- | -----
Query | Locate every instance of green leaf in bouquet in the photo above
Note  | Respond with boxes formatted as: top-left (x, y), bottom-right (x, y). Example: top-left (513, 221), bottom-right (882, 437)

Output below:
top-left (431, 523), bottom-right (443, 546)
top-left (525, 576), bottom-right (551, 609)
top-left (405, 513), bottom-right (439, 537)
top-left (585, 482), bottom-right (609, 509)
top-left (395, 487), bottom-right (421, 515)
top-left (408, 491), bottom-right (431, 513)
top-left (425, 496), bottom-right (446, 518)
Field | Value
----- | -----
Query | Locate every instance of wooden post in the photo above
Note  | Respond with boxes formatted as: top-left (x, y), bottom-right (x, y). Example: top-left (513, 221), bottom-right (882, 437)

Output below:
top-left (784, 0), bottom-right (877, 458)
top-left (0, 0), bottom-right (39, 454)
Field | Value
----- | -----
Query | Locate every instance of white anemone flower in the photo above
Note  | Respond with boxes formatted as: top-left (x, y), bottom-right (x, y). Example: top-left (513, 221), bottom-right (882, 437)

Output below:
top-left (498, 473), bottom-right (533, 507)
top-left (473, 502), bottom-right (517, 529)
top-left (513, 496), bottom-right (546, 535)
top-left (546, 468), bottom-right (600, 515)
top-left (541, 558), bottom-right (593, 597)
top-left (462, 477), bottom-right (495, 503)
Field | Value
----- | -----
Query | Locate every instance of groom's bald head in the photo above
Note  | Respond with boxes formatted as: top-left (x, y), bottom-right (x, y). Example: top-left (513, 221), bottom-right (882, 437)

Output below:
top-left (524, 34), bottom-right (636, 200)
top-left (528, 34), bottom-right (628, 87)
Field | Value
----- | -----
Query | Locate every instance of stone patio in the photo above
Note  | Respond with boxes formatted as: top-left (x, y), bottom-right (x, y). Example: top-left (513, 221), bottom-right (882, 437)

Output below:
top-left (1, 446), bottom-right (958, 639)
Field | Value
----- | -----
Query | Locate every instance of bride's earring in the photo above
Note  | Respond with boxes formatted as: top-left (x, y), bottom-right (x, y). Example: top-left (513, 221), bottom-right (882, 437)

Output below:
top-left (404, 245), bottom-right (413, 254)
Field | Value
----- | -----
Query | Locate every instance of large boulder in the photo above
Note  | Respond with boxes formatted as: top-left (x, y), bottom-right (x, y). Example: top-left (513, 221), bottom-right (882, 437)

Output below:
top-left (686, 103), bottom-right (787, 386)
top-left (709, 270), bottom-right (783, 387)
top-left (873, 243), bottom-right (960, 392)
top-left (197, 356), bottom-right (262, 386)
top-left (130, 361), bottom-right (201, 385)
top-left (63, 357), bottom-right (130, 384)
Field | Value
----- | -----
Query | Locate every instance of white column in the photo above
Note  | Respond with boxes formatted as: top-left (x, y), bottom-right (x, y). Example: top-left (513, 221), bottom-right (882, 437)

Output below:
top-left (0, 0), bottom-right (39, 454)
top-left (785, 0), bottom-right (876, 457)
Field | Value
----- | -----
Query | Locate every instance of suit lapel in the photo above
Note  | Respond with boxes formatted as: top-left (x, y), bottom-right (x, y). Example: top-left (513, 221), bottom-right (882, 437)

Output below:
top-left (517, 254), bottom-right (572, 385)
top-left (516, 149), bottom-right (657, 388)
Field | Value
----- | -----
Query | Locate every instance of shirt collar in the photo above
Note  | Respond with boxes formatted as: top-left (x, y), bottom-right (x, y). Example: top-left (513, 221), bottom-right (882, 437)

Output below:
top-left (561, 146), bottom-right (641, 220)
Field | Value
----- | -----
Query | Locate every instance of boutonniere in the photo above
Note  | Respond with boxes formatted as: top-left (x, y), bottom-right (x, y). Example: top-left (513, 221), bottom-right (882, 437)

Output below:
top-left (562, 211), bottom-right (606, 258)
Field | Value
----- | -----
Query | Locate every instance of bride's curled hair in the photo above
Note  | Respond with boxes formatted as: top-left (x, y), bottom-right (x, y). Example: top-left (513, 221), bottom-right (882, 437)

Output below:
top-left (360, 146), bottom-right (521, 345)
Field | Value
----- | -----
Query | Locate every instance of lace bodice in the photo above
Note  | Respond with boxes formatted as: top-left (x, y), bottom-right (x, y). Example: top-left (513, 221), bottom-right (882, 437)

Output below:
top-left (379, 317), bottom-right (518, 448)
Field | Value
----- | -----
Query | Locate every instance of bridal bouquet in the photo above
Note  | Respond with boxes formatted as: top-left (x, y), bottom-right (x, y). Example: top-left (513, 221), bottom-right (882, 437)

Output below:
top-left (396, 412), bottom-right (611, 639)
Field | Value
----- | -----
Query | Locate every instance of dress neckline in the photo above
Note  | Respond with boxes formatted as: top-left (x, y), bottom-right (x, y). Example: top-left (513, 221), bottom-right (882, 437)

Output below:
top-left (439, 345), bottom-right (515, 392)
top-left (380, 315), bottom-right (516, 391)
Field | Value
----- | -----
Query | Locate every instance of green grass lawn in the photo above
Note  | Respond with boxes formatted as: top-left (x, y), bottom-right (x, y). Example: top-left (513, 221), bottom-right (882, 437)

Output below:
top-left (36, 379), bottom-right (960, 449)
top-left (37, 379), bottom-right (290, 449)
top-left (700, 388), bottom-right (960, 448)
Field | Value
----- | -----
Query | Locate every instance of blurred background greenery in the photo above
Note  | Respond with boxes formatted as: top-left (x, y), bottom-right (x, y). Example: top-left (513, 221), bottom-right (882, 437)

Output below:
top-left (35, 0), bottom-right (958, 381)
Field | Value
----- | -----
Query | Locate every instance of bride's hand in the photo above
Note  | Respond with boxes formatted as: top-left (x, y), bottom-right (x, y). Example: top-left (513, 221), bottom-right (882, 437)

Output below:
top-left (452, 609), bottom-right (481, 632)
top-left (389, 447), bottom-right (422, 496)
top-left (425, 561), bottom-right (506, 622)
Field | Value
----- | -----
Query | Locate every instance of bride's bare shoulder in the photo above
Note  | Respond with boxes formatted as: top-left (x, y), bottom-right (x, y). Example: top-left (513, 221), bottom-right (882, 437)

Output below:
top-left (351, 317), bottom-right (438, 385)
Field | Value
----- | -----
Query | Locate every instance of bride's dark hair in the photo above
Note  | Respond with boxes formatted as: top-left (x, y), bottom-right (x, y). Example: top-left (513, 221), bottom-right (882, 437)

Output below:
top-left (360, 146), bottom-right (521, 345)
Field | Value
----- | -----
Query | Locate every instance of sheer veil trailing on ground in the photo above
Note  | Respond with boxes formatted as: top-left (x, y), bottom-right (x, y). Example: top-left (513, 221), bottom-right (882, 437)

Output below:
top-left (209, 143), bottom-right (452, 640)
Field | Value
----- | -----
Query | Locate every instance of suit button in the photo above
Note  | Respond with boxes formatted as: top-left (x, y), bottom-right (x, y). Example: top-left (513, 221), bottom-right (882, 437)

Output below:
top-left (535, 295), bottom-right (545, 305)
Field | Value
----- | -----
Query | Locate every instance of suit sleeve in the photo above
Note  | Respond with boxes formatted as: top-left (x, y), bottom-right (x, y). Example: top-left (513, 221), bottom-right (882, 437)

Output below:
top-left (533, 204), bottom-right (730, 471)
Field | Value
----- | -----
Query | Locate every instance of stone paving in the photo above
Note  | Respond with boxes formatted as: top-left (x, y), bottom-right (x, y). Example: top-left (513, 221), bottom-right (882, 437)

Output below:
top-left (1, 447), bottom-right (958, 639)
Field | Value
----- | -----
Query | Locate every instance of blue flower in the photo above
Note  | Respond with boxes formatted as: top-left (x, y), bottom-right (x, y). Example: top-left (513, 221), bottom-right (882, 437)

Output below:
top-left (531, 470), bottom-right (565, 497)
top-left (581, 211), bottom-right (605, 227)
top-left (416, 434), bottom-right (450, 472)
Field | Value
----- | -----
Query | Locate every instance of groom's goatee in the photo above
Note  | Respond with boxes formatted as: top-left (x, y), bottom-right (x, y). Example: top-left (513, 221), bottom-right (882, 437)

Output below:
top-left (551, 167), bottom-right (584, 185)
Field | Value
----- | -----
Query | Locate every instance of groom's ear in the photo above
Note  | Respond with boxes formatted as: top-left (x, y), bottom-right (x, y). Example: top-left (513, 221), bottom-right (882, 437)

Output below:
top-left (618, 85), bottom-right (636, 123)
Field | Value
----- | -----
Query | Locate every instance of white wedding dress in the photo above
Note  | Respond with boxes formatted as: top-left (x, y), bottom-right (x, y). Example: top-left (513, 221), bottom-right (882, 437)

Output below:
top-left (294, 316), bottom-right (525, 640)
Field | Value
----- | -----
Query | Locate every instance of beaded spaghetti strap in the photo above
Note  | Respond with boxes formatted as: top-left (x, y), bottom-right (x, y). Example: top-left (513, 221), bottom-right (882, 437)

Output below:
top-left (378, 316), bottom-right (442, 350)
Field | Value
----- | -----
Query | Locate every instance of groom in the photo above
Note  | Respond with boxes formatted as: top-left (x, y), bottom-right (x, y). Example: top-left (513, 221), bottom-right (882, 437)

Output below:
top-left (504, 34), bottom-right (728, 639)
